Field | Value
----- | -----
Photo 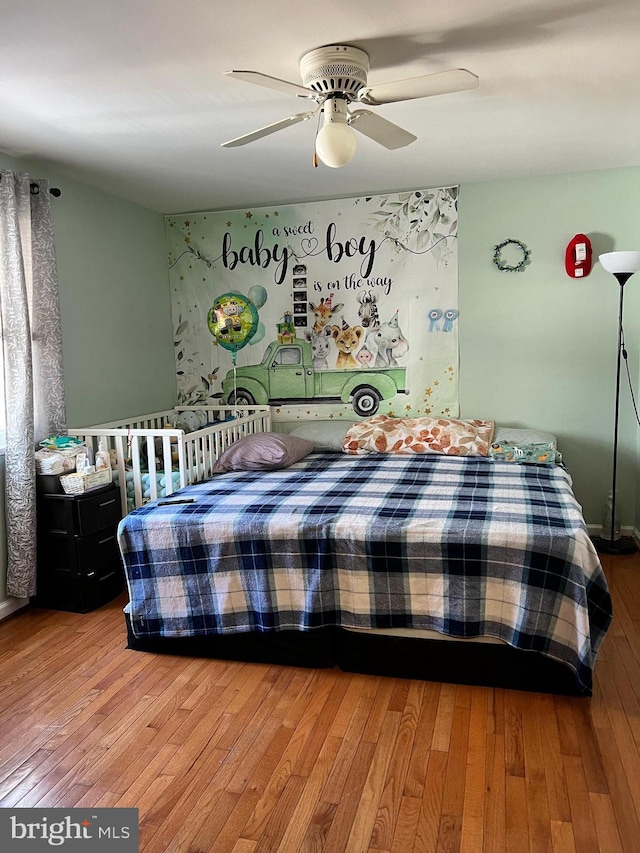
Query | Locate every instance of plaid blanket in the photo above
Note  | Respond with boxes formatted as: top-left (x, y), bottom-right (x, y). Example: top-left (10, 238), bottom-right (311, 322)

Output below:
top-left (118, 453), bottom-right (612, 693)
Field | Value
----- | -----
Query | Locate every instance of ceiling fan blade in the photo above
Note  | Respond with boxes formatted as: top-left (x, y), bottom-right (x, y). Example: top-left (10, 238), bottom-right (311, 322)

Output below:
top-left (357, 68), bottom-right (479, 106)
top-left (221, 111), bottom-right (317, 148)
top-left (224, 70), bottom-right (312, 99)
top-left (348, 110), bottom-right (417, 150)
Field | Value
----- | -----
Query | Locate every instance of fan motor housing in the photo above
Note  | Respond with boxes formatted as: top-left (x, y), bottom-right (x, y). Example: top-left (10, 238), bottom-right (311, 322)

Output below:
top-left (300, 45), bottom-right (369, 98)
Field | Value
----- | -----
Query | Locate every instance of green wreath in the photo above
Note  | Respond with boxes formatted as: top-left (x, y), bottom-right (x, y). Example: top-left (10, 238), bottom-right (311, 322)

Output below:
top-left (493, 238), bottom-right (531, 272)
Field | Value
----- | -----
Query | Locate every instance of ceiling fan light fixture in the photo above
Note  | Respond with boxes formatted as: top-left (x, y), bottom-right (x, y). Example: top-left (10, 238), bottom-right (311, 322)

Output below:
top-left (315, 97), bottom-right (357, 168)
top-left (316, 123), bottom-right (357, 168)
top-left (223, 45), bottom-right (479, 159)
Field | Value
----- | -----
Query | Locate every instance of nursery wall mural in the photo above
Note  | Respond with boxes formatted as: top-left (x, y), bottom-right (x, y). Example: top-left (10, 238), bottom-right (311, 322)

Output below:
top-left (165, 187), bottom-right (459, 422)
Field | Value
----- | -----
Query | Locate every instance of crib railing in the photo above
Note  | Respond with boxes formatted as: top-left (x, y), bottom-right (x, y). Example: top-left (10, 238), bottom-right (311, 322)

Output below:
top-left (68, 405), bottom-right (272, 516)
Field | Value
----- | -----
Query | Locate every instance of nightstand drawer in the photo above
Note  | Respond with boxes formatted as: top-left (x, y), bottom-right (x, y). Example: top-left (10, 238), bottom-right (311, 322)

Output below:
top-left (38, 484), bottom-right (121, 536)
top-left (33, 560), bottom-right (123, 613)
top-left (76, 489), bottom-right (121, 536)
top-left (76, 528), bottom-right (121, 576)
top-left (78, 565), bottom-right (124, 613)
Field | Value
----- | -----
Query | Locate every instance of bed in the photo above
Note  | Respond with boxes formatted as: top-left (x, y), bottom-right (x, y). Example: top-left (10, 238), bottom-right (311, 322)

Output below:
top-left (117, 420), bottom-right (612, 696)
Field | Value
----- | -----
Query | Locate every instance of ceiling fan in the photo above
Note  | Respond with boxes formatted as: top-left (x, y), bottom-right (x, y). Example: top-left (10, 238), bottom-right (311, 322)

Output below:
top-left (221, 44), bottom-right (479, 168)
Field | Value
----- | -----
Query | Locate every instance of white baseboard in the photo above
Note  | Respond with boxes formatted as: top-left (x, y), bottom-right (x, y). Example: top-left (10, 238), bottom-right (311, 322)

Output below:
top-left (586, 523), bottom-right (633, 536)
top-left (0, 596), bottom-right (29, 622)
top-left (587, 524), bottom-right (640, 549)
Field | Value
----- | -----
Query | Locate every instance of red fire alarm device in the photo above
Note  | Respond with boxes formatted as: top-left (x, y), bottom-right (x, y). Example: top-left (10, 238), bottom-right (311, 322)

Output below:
top-left (565, 234), bottom-right (592, 278)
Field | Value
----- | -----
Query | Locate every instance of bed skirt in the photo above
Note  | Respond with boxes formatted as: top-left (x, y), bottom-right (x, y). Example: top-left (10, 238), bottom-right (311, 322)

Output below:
top-left (124, 616), bottom-right (586, 696)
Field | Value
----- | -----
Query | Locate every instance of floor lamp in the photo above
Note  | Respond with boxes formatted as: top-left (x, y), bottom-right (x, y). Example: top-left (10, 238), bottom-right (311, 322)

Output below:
top-left (592, 250), bottom-right (640, 555)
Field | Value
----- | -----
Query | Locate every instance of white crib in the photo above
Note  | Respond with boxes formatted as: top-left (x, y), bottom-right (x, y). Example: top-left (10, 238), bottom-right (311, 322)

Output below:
top-left (68, 405), bottom-right (271, 517)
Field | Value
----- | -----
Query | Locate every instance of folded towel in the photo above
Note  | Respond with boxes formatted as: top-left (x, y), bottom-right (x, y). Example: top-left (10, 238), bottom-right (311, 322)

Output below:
top-left (489, 440), bottom-right (560, 465)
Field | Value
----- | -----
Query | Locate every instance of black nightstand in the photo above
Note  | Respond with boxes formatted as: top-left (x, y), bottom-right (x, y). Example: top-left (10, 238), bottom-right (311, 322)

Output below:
top-left (34, 483), bottom-right (124, 613)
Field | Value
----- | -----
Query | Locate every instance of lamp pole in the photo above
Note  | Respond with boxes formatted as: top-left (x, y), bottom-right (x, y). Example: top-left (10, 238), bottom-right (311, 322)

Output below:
top-left (606, 273), bottom-right (635, 552)
top-left (593, 251), bottom-right (640, 556)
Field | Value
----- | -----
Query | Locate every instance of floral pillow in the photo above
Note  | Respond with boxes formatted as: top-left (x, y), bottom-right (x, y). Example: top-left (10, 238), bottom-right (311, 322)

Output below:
top-left (343, 415), bottom-right (495, 457)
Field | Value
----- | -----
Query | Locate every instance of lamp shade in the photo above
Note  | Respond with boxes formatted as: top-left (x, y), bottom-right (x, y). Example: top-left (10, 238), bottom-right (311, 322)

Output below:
top-left (598, 251), bottom-right (640, 274)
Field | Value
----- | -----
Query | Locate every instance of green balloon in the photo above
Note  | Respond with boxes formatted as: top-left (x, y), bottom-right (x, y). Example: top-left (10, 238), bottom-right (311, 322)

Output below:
top-left (207, 293), bottom-right (258, 354)
top-left (251, 321), bottom-right (266, 345)
top-left (248, 284), bottom-right (267, 309)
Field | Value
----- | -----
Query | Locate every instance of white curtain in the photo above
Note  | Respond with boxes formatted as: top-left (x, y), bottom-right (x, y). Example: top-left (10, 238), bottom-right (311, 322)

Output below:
top-left (0, 170), bottom-right (66, 598)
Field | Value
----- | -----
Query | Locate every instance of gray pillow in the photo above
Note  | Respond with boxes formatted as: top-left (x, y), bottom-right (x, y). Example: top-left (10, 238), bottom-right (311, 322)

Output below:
top-left (288, 420), bottom-right (351, 451)
top-left (213, 433), bottom-right (314, 473)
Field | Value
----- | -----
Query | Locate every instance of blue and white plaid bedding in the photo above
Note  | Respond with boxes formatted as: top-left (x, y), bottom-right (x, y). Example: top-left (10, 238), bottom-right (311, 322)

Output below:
top-left (118, 453), bottom-right (612, 693)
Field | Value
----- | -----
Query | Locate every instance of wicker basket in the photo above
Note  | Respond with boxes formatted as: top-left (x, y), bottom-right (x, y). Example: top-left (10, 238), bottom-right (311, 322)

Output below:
top-left (60, 467), bottom-right (112, 495)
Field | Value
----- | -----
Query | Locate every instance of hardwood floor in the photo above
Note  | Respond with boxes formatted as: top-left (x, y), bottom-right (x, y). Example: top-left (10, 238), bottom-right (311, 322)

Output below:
top-left (0, 553), bottom-right (638, 852)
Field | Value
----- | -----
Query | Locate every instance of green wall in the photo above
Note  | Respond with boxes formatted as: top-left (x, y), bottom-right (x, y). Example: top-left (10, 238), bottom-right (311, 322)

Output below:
top-left (53, 178), bottom-right (176, 426)
top-left (459, 167), bottom-right (640, 526)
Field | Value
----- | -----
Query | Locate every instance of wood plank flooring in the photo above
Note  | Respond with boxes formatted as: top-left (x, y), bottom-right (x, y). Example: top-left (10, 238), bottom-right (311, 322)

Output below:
top-left (0, 553), bottom-right (638, 851)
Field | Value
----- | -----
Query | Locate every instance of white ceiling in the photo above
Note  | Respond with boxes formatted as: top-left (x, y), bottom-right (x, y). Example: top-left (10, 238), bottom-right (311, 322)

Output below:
top-left (2, 0), bottom-right (640, 214)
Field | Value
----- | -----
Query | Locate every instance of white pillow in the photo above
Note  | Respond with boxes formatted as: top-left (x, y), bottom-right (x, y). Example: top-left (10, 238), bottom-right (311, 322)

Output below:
top-left (493, 427), bottom-right (558, 447)
top-left (288, 420), bottom-right (352, 451)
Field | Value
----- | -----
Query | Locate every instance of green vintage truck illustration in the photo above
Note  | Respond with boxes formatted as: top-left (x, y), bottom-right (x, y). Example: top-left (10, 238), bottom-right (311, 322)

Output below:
top-left (222, 340), bottom-right (408, 416)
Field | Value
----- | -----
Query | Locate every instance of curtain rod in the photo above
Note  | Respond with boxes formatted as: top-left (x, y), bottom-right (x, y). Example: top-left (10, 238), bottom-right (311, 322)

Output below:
top-left (30, 182), bottom-right (62, 198)
top-left (0, 174), bottom-right (61, 197)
